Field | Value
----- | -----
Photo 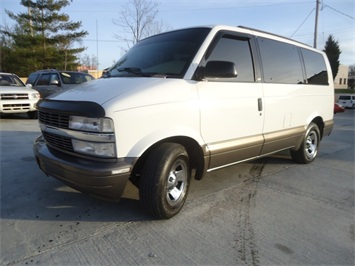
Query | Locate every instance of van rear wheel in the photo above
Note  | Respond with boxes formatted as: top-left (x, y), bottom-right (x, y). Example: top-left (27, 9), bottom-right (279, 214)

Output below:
top-left (290, 123), bottom-right (320, 164)
top-left (139, 143), bottom-right (190, 219)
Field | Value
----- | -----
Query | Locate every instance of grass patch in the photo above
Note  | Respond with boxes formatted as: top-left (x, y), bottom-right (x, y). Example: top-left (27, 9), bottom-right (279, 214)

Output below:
top-left (335, 89), bottom-right (355, 94)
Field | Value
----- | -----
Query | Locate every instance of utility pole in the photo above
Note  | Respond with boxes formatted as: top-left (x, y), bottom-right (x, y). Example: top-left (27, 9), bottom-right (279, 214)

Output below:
top-left (96, 20), bottom-right (99, 72)
top-left (313, 0), bottom-right (320, 48)
top-left (28, 7), bottom-right (33, 37)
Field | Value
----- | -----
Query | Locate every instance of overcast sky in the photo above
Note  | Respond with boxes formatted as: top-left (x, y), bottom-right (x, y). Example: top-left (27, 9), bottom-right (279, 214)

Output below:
top-left (1, 0), bottom-right (354, 69)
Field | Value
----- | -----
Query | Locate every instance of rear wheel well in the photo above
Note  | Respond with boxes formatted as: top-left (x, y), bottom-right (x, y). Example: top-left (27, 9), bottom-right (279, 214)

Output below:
top-left (311, 116), bottom-right (324, 140)
top-left (129, 137), bottom-right (205, 188)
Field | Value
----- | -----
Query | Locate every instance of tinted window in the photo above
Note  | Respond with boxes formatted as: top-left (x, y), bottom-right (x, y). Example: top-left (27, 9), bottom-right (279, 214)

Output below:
top-left (60, 72), bottom-right (94, 84)
top-left (258, 38), bottom-right (304, 84)
top-left (0, 74), bottom-right (24, 86)
top-left (37, 73), bottom-right (59, 86)
top-left (27, 73), bottom-right (40, 85)
top-left (205, 34), bottom-right (255, 82)
top-left (108, 28), bottom-right (211, 78)
top-left (37, 74), bottom-right (51, 85)
top-left (301, 48), bottom-right (328, 85)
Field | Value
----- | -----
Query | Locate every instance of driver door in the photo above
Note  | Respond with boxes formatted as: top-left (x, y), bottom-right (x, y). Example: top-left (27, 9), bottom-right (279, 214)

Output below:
top-left (196, 31), bottom-right (264, 170)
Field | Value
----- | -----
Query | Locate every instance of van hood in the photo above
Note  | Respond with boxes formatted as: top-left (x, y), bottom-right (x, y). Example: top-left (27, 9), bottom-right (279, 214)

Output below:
top-left (49, 78), bottom-right (160, 104)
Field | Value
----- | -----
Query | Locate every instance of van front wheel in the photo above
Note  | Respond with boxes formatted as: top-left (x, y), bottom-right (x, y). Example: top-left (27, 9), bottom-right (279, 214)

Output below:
top-left (139, 143), bottom-right (191, 219)
top-left (290, 123), bottom-right (320, 164)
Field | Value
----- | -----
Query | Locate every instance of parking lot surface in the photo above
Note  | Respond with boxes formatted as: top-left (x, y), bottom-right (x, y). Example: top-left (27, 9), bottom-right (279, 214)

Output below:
top-left (1, 110), bottom-right (354, 265)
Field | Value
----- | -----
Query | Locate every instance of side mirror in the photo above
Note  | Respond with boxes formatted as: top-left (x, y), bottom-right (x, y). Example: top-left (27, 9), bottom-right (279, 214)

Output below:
top-left (196, 61), bottom-right (237, 80)
top-left (26, 84), bottom-right (33, 88)
top-left (50, 80), bottom-right (60, 86)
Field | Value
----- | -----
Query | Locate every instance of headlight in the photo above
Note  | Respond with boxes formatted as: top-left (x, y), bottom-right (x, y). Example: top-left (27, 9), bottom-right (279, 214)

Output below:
top-left (29, 92), bottom-right (40, 99)
top-left (69, 116), bottom-right (114, 132)
top-left (72, 139), bottom-right (116, 158)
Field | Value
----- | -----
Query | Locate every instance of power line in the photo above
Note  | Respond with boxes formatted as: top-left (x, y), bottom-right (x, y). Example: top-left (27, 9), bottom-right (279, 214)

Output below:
top-left (290, 8), bottom-right (315, 38)
top-left (324, 4), bottom-right (355, 21)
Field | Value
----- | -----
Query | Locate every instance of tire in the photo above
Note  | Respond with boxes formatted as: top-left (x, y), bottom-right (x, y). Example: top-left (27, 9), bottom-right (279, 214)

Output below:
top-left (139, 143), bottom-right (191, 219)
top-left (27, 111), bottom-right (38, 119)
top-left (290, 123), bottom-right (320, 164)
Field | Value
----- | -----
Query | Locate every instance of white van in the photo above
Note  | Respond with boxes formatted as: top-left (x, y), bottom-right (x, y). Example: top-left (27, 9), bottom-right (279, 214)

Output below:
top-left (337, 94), bottom-right (355, 108)
top-left (34, 25), bottom-right (334, 219)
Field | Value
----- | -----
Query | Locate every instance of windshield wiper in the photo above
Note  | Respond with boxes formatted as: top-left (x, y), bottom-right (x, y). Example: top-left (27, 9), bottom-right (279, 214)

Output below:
top-left (117, 67), bottom-right (151, 77)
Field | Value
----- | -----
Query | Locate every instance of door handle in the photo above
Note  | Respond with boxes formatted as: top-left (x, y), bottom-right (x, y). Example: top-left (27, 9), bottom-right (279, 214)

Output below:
top-left (258, 98), bottom-right (263, 112)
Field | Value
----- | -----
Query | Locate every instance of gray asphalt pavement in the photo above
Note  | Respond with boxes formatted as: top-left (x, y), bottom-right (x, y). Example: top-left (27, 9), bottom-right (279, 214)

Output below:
top-left (0, 110), bottom-right (354, 265)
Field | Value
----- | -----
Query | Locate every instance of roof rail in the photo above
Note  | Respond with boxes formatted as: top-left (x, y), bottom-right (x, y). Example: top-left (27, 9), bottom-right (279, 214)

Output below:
top-left (238, 25), bottom-right (311, 48)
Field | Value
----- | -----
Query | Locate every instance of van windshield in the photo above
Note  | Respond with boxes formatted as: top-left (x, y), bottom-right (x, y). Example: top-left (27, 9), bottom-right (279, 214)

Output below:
top-left (107, 28), bottom-right (211, 78)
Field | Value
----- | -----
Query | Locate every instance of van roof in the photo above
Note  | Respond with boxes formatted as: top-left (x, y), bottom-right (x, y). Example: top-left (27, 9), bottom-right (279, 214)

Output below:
top-left (165, 25), bottom-right (317, 51)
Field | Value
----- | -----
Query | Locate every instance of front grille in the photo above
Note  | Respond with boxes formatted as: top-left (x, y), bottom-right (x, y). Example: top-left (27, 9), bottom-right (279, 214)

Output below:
top-left (1, 93), bottom-right (29, 100)
top-left (43, 131), bottom-right (73, 152)
top-left (39, 111), bottom-right (69, 129)
top-left (39, 110), bottom-right (72, 152)
top-left (2, 104), bottom-right (30, 111)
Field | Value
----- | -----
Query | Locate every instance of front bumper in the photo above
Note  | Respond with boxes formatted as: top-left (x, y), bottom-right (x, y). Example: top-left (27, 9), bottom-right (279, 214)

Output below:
top-left (34, 135), bottom-right (136, 201)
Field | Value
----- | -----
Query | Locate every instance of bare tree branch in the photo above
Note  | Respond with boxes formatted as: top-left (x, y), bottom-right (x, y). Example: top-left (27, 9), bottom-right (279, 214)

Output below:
top-left (113, 0), bottom-right (166, 51)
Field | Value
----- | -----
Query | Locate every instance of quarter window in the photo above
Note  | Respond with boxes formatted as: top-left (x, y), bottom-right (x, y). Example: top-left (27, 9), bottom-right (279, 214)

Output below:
top-left (301, 48), bottom-right (328, 85)
top-left (258, 38), bottom-right (304, 84)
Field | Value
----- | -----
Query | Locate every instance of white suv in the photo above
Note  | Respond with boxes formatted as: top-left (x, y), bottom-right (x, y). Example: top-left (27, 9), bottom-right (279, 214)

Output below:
top-left (34, 25), bottom-right (334, 219)
top-left (0, 72), bottom-right (40, 119)
top-left (337, 94), bottom-right (355, 108)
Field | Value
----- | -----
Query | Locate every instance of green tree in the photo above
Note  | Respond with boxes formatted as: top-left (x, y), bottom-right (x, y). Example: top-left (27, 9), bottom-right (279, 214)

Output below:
top-left (323, 34), bottom-right (341, 80)
top-left (1, 0), bottom-right (88, 76)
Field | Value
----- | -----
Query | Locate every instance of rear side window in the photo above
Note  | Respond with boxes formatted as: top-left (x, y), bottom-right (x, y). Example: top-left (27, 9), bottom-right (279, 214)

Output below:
top-left (258, 37), bottom-right (304, 84)
top-left (301, 48), bottom-right (328, 85)
top-left (204, 34), bottom-right (255, 82)
top-left (339, 96), bottom-right (351, 100)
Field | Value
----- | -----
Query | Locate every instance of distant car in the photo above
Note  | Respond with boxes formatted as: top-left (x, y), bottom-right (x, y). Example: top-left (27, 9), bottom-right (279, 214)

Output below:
top-left (26, 69), bottom-right (95, 98)
top-left (0, 72), bottom-right (40, 119)
top-left (334, 103), bottom-right (345, 114)
top-left (337, 94), bottom-right (355, 108)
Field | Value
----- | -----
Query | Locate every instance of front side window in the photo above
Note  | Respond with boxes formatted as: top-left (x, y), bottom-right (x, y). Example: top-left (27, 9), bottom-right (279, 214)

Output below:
top-left (203, 34), bottom-right (255, 82)
top-left (258, 37), bottom-right (304, 84)
top-left (108, 28), bottom-right (211, 78)
top-left (301, 48), bottom-right (328, 85)
top-left (26, 73), bottom-right (40, 85)
top-left (37, 74), bottom-right (51, 85)
top-left (37, 73), bottom-right (60, 86)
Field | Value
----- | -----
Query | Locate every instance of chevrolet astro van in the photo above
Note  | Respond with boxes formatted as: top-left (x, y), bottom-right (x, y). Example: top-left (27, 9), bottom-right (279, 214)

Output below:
top-left (34, 25), bottom-right (334, 219)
